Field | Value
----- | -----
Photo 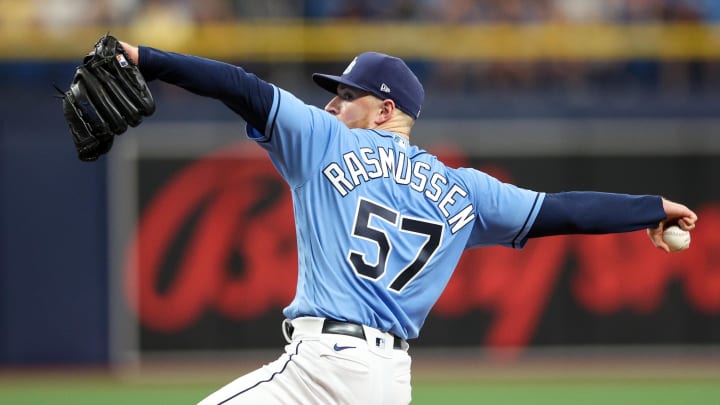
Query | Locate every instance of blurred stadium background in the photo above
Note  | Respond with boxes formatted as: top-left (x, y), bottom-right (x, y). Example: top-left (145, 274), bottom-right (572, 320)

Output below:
top-left (1, 0), bottom-right (719, 403)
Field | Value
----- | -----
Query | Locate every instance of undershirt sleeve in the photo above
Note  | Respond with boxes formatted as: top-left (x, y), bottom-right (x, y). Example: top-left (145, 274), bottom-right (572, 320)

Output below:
top-left (138, 46), bottom-right (274, 135)
top-left (528, 192), bottom-right (666, 237)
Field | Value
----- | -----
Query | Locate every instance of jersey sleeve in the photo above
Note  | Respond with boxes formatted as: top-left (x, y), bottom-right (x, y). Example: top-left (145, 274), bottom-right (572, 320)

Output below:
top-left (246, 87), bottom-right (343, 188)
top-left (462, 168), bottom-right (545, 249)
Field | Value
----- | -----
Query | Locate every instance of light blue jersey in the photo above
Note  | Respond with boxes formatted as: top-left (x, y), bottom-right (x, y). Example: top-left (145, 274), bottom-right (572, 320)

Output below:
top-left (248, 86), bottom-right (545, 340)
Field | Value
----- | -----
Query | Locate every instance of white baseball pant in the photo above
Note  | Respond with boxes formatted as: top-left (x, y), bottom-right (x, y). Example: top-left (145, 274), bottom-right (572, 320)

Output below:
top-left (196, 317), bottom-right (412, 405)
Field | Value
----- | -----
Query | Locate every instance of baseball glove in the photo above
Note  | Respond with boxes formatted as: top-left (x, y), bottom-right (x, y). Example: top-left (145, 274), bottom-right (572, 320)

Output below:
top-left (58, 33), bottom-right (155, 161)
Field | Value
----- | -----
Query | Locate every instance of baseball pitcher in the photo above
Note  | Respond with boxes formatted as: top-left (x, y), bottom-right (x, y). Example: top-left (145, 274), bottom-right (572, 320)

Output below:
top-left (59, 35), bottom-right (698, 404)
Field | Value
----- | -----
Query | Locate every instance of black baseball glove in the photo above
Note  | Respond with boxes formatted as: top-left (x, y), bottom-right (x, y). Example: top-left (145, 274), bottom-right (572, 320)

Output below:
top-left (58, 34), bottom-right (155, 161)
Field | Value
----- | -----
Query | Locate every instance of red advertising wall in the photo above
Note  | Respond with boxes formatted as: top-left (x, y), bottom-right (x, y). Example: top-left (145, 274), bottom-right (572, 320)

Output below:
top-left (122, 143), bottom-right (719, 355)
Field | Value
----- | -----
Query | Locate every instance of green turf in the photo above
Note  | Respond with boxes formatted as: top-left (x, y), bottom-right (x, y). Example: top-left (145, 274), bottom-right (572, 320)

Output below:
top-left (0, 386), bottom-right (208, 405)
top-left (1, 378), bottom-right (719, 405)
top-left (410, 381), bottom-right (720, 405)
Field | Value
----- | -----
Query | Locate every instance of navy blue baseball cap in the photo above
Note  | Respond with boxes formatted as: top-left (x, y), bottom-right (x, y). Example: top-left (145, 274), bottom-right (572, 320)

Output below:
top-left (313, 52), bottom-right (425, 119)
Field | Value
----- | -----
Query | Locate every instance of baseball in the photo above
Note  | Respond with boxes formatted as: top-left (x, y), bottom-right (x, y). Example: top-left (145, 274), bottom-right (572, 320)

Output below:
top-left (662, 225), bottom-right (691, 252)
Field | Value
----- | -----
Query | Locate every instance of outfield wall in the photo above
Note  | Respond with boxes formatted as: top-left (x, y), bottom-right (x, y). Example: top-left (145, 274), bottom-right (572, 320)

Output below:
top-left (1, 55), bottom-right (719, 365)
top-left (103, 120), bottom-right (720, 364)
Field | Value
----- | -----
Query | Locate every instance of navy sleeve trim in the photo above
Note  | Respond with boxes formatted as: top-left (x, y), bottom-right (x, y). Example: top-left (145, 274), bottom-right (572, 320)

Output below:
top-left (511, 192), bottom-right (541, 248)
top-left (257, 90), bottom-right (282, 144)
top-left (528, 192), bottom-right (665, 238)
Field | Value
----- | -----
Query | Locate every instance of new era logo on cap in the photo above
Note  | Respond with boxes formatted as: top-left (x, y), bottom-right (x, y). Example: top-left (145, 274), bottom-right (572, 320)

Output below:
top-left (312, 52), bottom-right (425, 119)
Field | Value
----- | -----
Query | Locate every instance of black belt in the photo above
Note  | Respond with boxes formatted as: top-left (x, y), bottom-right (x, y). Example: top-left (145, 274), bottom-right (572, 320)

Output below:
top-left (321, 319), bottom-right (405, 350)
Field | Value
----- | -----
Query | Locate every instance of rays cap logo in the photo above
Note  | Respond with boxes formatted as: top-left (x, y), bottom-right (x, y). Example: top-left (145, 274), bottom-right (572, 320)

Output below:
top-left (312, 52), bottom-right (425, 119)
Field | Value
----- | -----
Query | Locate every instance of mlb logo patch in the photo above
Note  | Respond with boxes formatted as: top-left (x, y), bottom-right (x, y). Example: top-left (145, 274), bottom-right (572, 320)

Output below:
top-left (116, 54), bottom-right (129, 67)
